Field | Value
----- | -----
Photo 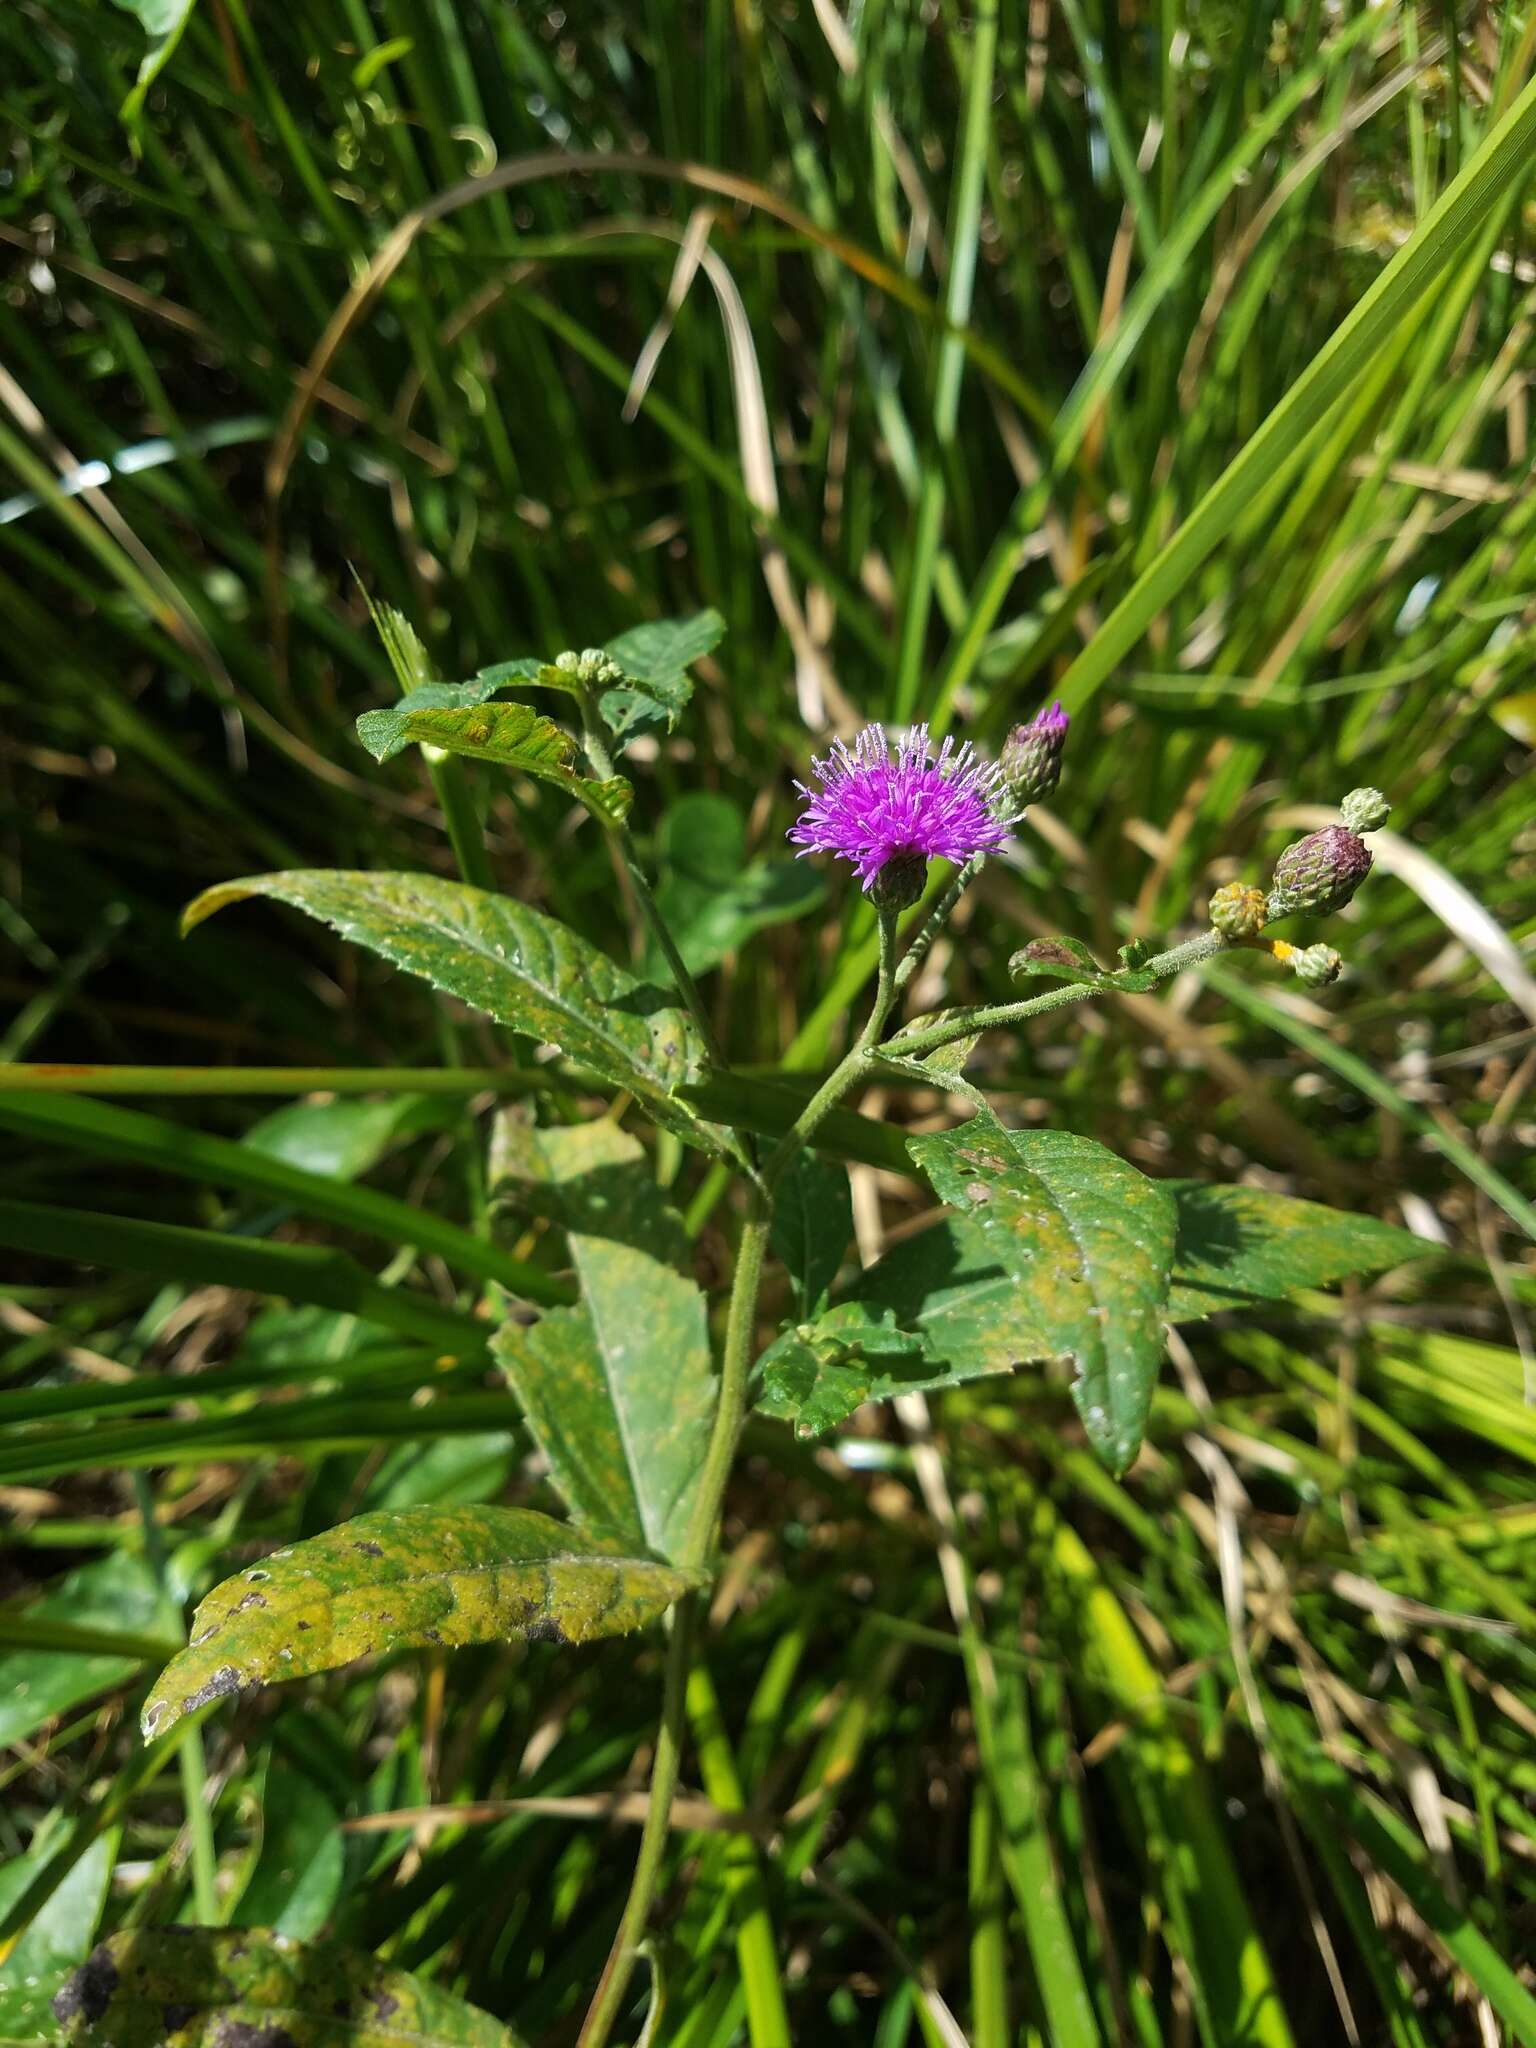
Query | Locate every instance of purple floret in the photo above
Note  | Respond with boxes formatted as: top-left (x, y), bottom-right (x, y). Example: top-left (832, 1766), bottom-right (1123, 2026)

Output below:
top-left (788, 723), bottom-right (1008, 892)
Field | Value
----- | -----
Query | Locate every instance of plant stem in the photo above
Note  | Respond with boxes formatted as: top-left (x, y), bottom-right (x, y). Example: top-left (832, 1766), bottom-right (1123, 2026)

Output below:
top-left (892, 854), bottom-right (986, 994)
top-left (892, 927), bottom-right (1231, 1062)
top-left (579, 915), bottom-right (903, 2047)
top-left (575, 1596), bottom-right (695, 2048)
top-left (576, 683), bottom-right (727, 1072)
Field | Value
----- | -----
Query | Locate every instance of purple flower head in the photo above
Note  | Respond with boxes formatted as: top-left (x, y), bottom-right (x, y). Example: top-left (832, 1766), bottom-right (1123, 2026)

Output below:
top-left (788, 723), bottom-right (1008, 895)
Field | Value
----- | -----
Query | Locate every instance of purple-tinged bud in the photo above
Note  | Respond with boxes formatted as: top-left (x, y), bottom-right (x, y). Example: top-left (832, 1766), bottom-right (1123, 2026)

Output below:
top-left (1209, 882), bottom-right (1268, 940)
top-left (1291, 943), bottom-right (1343, 988)
top-left (998, 701), bottom-right (1070, 810)
top-left (868, 849), bottom-right (928, 915)
top-left (1266, 824), bottom-right (1372, 920)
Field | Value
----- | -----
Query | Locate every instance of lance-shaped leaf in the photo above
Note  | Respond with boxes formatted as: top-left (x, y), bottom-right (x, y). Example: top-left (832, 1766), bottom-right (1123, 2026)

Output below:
top-left (141, 1506), bottom-right (700, 1739)
top-left (181, 872), bottom-right (719, 1150)
top-left (909, 1112), bottom-right (1176, 1475)
top-left (1167, 1182), bottom-right (1428, 1320)
top-left (53, 1926), bottom-right (526, 2048)
top-left (489, 1119), bottom-right (712, 1560)
top-left (355, 702), bottom-right (631, 825)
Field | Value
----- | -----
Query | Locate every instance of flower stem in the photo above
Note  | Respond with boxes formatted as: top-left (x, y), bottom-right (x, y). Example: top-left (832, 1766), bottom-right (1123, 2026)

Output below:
top-left (892, 927), bottom-right (1231, 1062)
top-left (892, 853), bottom-right (986, 994)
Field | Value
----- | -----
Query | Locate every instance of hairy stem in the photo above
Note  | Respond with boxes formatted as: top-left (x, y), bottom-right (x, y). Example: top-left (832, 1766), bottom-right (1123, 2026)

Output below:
top-left (892, 927), bottom-right (1231, 1061)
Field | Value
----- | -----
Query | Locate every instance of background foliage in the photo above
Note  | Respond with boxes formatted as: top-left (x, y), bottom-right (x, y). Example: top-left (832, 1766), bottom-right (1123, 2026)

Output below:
top-left (2, 2), bottom-right (1535, 2044)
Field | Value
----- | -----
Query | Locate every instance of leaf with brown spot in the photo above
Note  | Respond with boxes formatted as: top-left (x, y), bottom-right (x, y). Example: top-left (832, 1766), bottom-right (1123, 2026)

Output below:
top-left (52, 1927), bottom-right (525, 2048)
top-left (909, 1111), bottom-right (1177, 1475)
top-left (141, 1507), bottom-right (702, 1739)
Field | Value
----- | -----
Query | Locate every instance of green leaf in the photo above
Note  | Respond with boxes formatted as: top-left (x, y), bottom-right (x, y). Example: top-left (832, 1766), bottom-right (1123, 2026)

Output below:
top-left (110, 0), bottom-right (198, 129)
top-left (141, 1507), bottom-right (702, 1740)
top-left (758, 1307), bottom-right (938, 1436)
top-left (0, 1835), bottom-right (116, 2043)
top-left (1009, 937), bottom-right (1158, 994)
top-left (231, 1746), bottom-right (345, 1940)
top-left (757, 1220), bottom-right (1055, 1434)
top-left (242, 1096), bottom-right (444, 1181)
top-left (490, 1119), bottom-right (713, 1560)
top-left (599, 609), bottom-right (724, 742)
top-left (645, 794), bottom-right (824, 977)
top-left (908, 1112), bottom-right (1176, 1474)
top-left (0, 1551), bottom-right (166, 1749)
top-left (181, 872), bottom-right (719, 1151)
top-left (354, 702), bottom-right (632, 824)
top-left (606, 610), bottom-right (726, 682)
top-left (770, 1151), bottom-right (853, 1318)
top-left (1166, 1183), bottom-right (1428, 1321)
top-left (51, 1927), bottom-right (526, 2048)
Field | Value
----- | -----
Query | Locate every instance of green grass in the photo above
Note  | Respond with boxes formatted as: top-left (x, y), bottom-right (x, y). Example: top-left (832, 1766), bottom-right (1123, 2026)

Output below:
top-left (3, 2), bottom-right (1536, 2044)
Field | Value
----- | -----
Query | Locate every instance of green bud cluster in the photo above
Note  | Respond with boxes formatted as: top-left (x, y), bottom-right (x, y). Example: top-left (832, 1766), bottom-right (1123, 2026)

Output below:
top-left (555, 647), bottom-right (624, 686)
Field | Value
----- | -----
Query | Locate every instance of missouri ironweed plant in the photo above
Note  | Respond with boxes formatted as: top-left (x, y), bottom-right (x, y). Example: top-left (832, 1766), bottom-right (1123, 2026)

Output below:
top-left (85, 600), bottom-right (1426, 2048)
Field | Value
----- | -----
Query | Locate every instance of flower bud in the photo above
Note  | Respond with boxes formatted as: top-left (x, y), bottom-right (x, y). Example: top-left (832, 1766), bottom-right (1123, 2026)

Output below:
top-left (1209, 882), bottom-right (1267, 940)
top-left (1340, 787), bottom-right (1390, 833)
top-left (1266, 824), bottom-right (1372, 919)
top-left (998, 702), bottom-right (1070, 809)
top-left (1291, 943), bottom-right (1343, 988)
top-left (555, 647), bottom-right (623, 686)
top-left (869, 850), bottom-right (927, 914)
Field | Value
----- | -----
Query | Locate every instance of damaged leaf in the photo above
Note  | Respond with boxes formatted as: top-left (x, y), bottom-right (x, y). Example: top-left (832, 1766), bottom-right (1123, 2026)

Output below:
top-left (141, 1507), bottom-right (701, 1739)
top-left (910, 1112), bottom-right (1176, 1475)
top-left (180, 872), bottom-right (719, 1150)
top-left (52, 1926), bottom-right (524, 2048)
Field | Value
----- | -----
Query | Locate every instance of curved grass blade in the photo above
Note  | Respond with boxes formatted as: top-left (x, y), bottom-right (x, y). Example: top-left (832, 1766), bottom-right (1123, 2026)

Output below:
top-left (141, 1506), bottom-right (703, 1739)
top-left (0, 1198), bottom-right (488, 1355)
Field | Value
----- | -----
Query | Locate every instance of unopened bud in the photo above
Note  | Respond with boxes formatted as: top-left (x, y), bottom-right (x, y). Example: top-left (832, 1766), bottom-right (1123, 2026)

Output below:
top-left (869, 850), bottom-right (927, 914)
top-left (998, 702), bottom-right (1070, 809)
top-left (1340, 787), bottom-right (1390, 833)
top-left (1291, 943), bottom-right (1343, 988)
top-left (1209, 882), bottom-right (1267, 940)
top-left (554, 647), bottom-right (623, 686)
top-left (1267, 825), bottom-right (1372, 919)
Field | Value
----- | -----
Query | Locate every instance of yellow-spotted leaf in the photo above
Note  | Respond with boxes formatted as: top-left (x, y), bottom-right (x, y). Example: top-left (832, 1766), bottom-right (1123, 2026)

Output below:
top-left (53, 1926), bottom-right (525, 2048)
top-left (909, 1111), bottom-right (1176, 1475)
top-left (141, 1507), bottom-right (701, 1739)
top-left (355, 701), bottom-right (632, 825)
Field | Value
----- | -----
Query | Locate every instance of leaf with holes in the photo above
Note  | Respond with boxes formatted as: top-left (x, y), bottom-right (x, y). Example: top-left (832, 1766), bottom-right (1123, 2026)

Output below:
top-left (909, 1112), bottom-right (1176, 1474)
top-left (1009, 937), bottom-right (1158, 994)
top-left (140, 1507), bottom-right (702, 1739)
top-left (52, 1926), bottom-right (526, 2048)
top-left (490, 1118), bottom-right (713, 1560)
top-left (1166, 1183), bottom-right (1428, 1321)
top-left (181, 872), bottom-right (720, 1151)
